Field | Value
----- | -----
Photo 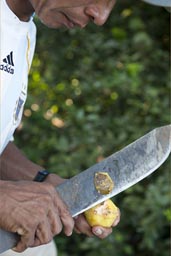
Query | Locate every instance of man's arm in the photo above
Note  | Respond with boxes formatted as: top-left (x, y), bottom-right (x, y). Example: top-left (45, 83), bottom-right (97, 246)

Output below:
top-left (0, 142), bottom-right (42, 181)
top-left (0, 142), bottom-right (63, 185)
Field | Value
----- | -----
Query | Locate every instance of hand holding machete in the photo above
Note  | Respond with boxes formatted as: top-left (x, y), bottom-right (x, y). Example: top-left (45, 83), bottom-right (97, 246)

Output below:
top-left (0, 174), bottom-right (120, 253)
top-left (0, 180), bottom-right (74, 253)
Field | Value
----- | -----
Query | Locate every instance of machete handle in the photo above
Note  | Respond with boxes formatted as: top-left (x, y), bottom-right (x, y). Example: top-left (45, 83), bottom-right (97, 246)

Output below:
top-left (0, 229), bottom-right (19, 253)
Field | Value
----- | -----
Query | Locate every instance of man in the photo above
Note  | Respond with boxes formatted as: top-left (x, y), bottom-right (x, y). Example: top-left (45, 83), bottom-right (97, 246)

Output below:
top-left (0, 0), bottom-right (170, 255)
top-left (0, 0), bottom-right (120, 255)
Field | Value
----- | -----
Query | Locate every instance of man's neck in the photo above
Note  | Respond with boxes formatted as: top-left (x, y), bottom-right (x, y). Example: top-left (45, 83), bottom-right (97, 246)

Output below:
top-left (6, 0), bottom-right (34, 21)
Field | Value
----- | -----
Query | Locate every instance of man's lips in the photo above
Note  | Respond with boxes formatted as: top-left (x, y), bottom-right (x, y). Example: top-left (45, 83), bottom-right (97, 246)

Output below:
top-left (61, 12), bottom-right (88, 28)
top-left (61, 14), bottom-right (76, 28)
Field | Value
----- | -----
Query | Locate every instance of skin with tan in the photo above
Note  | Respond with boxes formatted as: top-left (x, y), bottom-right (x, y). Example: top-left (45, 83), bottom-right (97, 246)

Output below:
top-left (6, 0), bottom-right (116, 27)
top-left (0, 0), bottom-right (120, 253)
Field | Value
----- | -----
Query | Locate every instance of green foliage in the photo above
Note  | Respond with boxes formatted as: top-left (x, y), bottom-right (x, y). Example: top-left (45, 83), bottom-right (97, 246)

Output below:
top-left (15, 0), bottom-right (170, 255)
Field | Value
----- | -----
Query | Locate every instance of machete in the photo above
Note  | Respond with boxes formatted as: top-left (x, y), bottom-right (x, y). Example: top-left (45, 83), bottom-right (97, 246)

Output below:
top-left (0, 125), bottom-right (170, 253)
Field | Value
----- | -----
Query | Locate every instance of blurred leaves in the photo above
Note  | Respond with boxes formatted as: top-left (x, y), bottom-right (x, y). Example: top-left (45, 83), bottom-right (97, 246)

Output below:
top-left (15, 0), bottom-right (170, 255)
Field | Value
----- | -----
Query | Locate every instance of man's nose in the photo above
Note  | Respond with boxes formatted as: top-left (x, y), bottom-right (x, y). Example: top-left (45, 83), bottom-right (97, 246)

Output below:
top-left (84, 6), bottom-right (111, 26)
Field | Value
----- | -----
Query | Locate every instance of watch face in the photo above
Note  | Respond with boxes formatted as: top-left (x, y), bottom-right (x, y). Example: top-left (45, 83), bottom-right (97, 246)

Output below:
top-left (142, 0), bottom-right (171, 7)
top-left (34, 170), bottom-right (50, 182)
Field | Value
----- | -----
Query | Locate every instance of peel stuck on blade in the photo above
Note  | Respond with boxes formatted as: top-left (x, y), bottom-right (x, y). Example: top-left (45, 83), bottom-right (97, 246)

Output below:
top-left (94, 172), bottom-right (114, 195)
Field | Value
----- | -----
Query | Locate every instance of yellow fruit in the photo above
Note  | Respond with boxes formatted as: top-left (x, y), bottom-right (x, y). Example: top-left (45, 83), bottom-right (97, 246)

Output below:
top-left (84, 199), bottom-right (119, 228)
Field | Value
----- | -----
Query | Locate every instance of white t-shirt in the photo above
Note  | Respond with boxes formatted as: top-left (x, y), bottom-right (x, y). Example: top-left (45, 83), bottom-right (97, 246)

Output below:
top-left (0, 0), bottom-right (36, 154)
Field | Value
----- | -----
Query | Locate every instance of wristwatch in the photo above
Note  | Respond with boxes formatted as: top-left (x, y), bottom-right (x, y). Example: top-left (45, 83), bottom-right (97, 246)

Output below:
top-left (33, 170), bottom-right (50, 182)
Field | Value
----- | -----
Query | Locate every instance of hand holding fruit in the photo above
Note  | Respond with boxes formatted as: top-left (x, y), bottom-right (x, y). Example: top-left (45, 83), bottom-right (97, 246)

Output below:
top-left (74, 199), bottom-right (120, 239)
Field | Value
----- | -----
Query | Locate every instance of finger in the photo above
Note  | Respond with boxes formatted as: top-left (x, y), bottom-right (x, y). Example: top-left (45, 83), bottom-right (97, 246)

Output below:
top-left (23, 206), bottom-right (59, 248)
top-left (92, 226), bottom-right (113, 239)
top-left (74, 226), bottom-right (81, 234)
top-left (112, 215), bottom-right (120, 227)
top-left (60, 207), bottom-right (74, 236)
top-left (12, 241), bottom-right (27, 253)
top-left (13, 229), bottom-right (35, 252)
top-left (47, 208), bottom-right (63, 235)
top-left (112, 208), bottom-right (121, 227)
top-left (74, 214), bottom-right (93, 237)
top-left (74, 216), bottom-right (81, 233)
top-left (54, 194), bottom-right (74, 236)
top-left (34, 220), bottom-right (53, 245)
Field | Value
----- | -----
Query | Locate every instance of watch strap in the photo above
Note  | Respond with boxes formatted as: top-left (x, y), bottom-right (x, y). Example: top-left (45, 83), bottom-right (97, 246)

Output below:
top-left (33, 170), bottom-right (50, 182)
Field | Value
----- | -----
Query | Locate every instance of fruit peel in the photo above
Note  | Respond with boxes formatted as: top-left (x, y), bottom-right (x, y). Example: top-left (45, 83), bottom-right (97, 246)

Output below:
top-left (94, 172), bottom-right (114, 195)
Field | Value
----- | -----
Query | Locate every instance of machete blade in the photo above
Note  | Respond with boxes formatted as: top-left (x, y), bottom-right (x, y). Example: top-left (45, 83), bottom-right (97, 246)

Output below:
top-left (56, 125), bottom-right (171, 216)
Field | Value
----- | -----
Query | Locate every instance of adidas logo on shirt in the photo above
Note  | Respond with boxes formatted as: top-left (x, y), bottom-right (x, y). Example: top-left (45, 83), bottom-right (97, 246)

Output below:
top-left (0, 51), bottom-right (14, 74)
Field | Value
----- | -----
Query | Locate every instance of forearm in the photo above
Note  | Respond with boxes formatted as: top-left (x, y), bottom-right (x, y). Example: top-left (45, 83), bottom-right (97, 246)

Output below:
top-left (0, 142), bottom-right (43, 181)
top-left (0, 142), bottom-right (65, 186)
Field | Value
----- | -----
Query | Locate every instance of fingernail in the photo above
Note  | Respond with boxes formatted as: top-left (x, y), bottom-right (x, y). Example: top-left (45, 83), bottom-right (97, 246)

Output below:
top-left (93, 228), bottom-right (103, 236)
top-left (67, 231), bottom-right (72, 237)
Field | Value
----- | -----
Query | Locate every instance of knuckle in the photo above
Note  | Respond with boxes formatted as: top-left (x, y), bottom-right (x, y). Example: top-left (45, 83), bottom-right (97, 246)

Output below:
top-left (44, 183), bottom-right (55, 195)
top-left (27, 238), bottom-right (35, 247)
top-left (38, 207), bottom-right (46, 216)
top-left (59, 205), bottom-right (71, 218)
top-left (44, 236), bottom-right (52, 244)
top-left (53, 223), bottom-right (62, 235)
top-left (14, 244), bottom-right (26, 253)
top-left (33, 210), bottom-right (46, 224)
top-left (62, 208), bottom-right (70, 217)
top-left (43, 193), bottom-right (52, 204)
